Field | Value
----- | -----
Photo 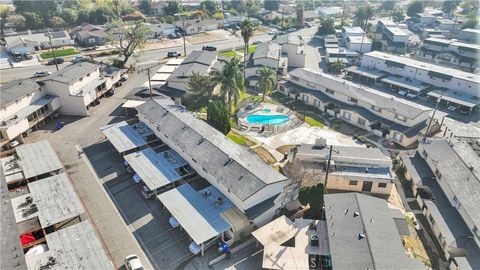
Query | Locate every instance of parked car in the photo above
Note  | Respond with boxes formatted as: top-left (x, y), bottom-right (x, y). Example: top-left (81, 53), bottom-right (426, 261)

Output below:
top-left (304, 22), bottom-right (312, 28)
top-left (120, 74), bottom-right (129, 81)
top-left (202, 45), bottom-right (217, 51)
top-left (47, 58), bottom-right (64, 65)
top-left (167, 51), bottom-right (181, 58)
top-left (13, 53), bottom-right (23, 62)
top-left (8, 140), bottom-right (20, 148)
top-left (189, 235), bottom-right (221, 255)
top-left (141, 185), bottom-right (154, 199)
top-left (81, 46), bottom-right (97, 51)
top-left (169, 216), bottom-right (180, 228)
top-left (124, 254), bottom-right (144, 270)
top-left (167, 33), bottom-right (177, 39)
top-left (115, 81), bottom-right (123, 87)
top-left (72, 55), bottom-right (86, 63)
top-left (286, 28), bottom-right (297, 33)
top-left (105, 89), bottom-right (114, 97)
top-left (24, 53), bottom-right (33, 60)
top-left (253, 40), bottom-right (262, 45)
top-left (33, 71), bottom-right (51, 78)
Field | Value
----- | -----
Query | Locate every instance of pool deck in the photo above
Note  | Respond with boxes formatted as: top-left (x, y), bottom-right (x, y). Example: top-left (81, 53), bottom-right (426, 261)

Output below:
top-left (237, 103), bottom-right (294, 129)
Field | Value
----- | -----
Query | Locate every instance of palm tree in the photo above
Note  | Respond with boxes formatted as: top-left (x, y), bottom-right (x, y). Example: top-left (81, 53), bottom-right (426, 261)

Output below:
top-left (354, 5), bottom-right (374, 29)
top-left (240, 20), bottom-right (254, 84)
top-left (212, 57), bottom-right (244, 116)
top-left (256, 66), bottom-right (277, 101)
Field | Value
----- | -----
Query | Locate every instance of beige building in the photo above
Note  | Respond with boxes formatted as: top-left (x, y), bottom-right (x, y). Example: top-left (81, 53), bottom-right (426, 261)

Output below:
top-left (273, 34), bottom-right (307, 67)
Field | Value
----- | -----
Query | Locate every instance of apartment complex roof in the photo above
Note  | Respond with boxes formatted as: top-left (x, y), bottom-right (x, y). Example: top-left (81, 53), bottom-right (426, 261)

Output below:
top-left (137, 99), bottom-right (289, 203)
top-left (27, 173), bottom-right (85, 228)
top-left (253, 42), bottom-right (281, 60)
top-left (295, 144), bottom-right (391, 166)
top-left (324, 193), bottom-right (425, 270)
top-left (15, 140), bottom-right (63, 179)
top-left (363, 51), bottom-right (480, 84)
top-left (274, 34), bottom-right (304, 46)
top-left (421, 139), bottom-right (480, 229)
top-left (41, 62), bottom-right (99, 84)
top-left (157, 184), bottom-right (234, 244)
top-left (442, 118), bottom-right (480, 139)
top-left (24, 221), bottom-right (113, 270)
top-left (0, 163), bottom-right (27, 270)
top-left (101, 121), bottom-right (153, 153)
top-left (289, 68), bottom-right (432, 120)
top-left (0, 79), bottom-right (40, 108)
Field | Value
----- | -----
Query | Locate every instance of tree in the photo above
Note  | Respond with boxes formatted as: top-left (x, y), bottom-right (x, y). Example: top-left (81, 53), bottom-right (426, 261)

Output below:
top-left (139, 0), bottom-right (152, 15)
top-left (442, 0), bottom-right (460, 16)
top-left (213, 11), bottom-right (224, 20)
top-left (296, 0), bottom-right (304, 27)
top-left (23, 12), bottom-right (44, 29)
top-left (246, 0), bottom-right (261, 17)
top-left (183, 73), bottom-right (216, 111)
top-left (49, 16), bottom-right (65, 28)
top-left (256, 66), bottom-right (277, 101)
top-left (0, 4), bottom-right (11, 37)
top-left (240, 19), bottom-right (254, 84)
top-left (330, 59), bottom-right (346, 73)
top-left (109, 20), bottom-right (151, 68)
top-left (299, 184), bottom-right (324, 218)
top-left (207, 100), bottom-right (231, 135)
top-left (391, 9), bottom-right (405, 23)
top-left (77, 9), bottom-right (90, 24)
top-left (212, 57), bottom-right (244, 116)
top-left (354, 5), bottom-right (374, 29)
top-left (164, 0), bottom-right (183, 16)
top-left (61, 8), bottom-right (78, 25)
top-left (227, 0), bottom-right (246, 14)
top-left (90, 6), bottom-right (117, 24)
top-left (380, 1), bottom-right (395, 12)
top-left (316, 18), bottom-right (335, 35)
top-left (460, 18), bottom-right (478, 29)
top-left (8, 14), bottom-right (26, 31)
top-left (164, 15), bottom-right (175, 24)
top-left (407, 1), bottom-right (424, 17)
top-left (201, 0), bottom-right (218, 16)
top-left (264, 0), bottom-right (279, 11)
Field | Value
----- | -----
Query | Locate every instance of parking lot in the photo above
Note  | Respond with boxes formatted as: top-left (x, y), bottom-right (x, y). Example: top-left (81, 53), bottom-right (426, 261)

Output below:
top-left (84, 140), bottom-right (195, 269)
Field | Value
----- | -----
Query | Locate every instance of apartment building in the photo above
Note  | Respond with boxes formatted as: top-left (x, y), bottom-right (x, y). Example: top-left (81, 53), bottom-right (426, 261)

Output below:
top-left (272, 34), bottom-right (307, 67)
top-left (417, 37), bottom-right (479, 72)
top-left (458, 28), bottom-right (480, 43)
top-left (0, 79), bottom-right (60, 147)
top-left (289, 141), bottom-right (394, 195)
top-left (377, 19), bottom-right (409, 53)
top-left (403, 139), bottom-right (480, 269)
top-left (280, 68), bottom-right (432, 147)
top-left (245, 42), bottom-right (287, 86)
top-left (341, 26), bottom-right (372, 53)
top-left (360, 51), bottom-right (480, 114)
top-left (39, 62), bottom-right (122, 116)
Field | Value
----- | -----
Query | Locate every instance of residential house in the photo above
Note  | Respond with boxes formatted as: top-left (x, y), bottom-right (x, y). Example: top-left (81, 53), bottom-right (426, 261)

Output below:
top-left (402, 139), bottom-right (480, 269)
top-left (224, 15), bottom-right (259, 28)
top-left (417, 37), bottom-right (479, 72)
top-left (340, 26), bottom-right (372, 53)
top-left (145, 23), bottom-right (177, 39)
top-left (436, 18), bottom-right (460, 34)
top-left (360, 51), bottom-right (480, 113)
top-left (325, 47), bottom-right (358, 67)
top-left (272, 34), bottom-right (306, 67)
top-left (438, 117), bottom-right (480, 140)
top-left (5, 31), bottom-right (73, 53)
top-left (175, 19), bottom-right (222, 35)
top-left (317, 6), bottom-right (343, 18)
top-left (39, 62), bottom-right (122, 116)
top-left (0, 79), bottom-right (60, 147)
top-left (4, 37), bottom-right (40, 55)
top-left (280, 68), bottom-right (433, 147)
top-left (70, 24), bottom-right (107, 47)
top-left (412, 13), bottom-right (437, 28)
top-left (377, 19), bottom-right (409, 53)
top-left (245, 41), bottom-right (287, 86)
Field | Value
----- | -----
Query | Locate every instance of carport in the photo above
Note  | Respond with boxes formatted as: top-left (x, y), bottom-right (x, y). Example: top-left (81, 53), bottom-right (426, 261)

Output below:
top-left (124, 148), bottom-right (192, 197)
top-left (101, 121), bottom-right (155, 155)
top-left (157, 184), bottom-right (235, 256)
top-left (427, 89), bottom-right (480, 114)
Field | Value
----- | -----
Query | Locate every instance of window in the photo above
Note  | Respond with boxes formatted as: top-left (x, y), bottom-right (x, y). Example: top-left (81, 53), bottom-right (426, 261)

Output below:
top-left (292, 76), bottom-right (299, 82)
top-left (371, 105), bottom-right (381, 112)
top-left (395, 114), bottom-right (407, 122)
top-left (453, 196), bottom-right (461, 209)
top-left (79, 77), bottom-right (83, 82)
top-left (428, 214), bottom-right (435, 226)
top-left (326, 89), bottom-right (334, 95)
top-left (349, 180), bottom-right (358, 185)
top-left (435, 168), bottom-right (442, 180)
top-left (357, 118), bottom-right (366, 126)
top-left (422, 150), bottom-right (428, 159)
top-left (378, 182), bottom-right (387, 188)
top-left (348, 97), bottom-right (358, 103)
top-left (307, 82), bottom-right (315, 88)
top-left (302, 95), bottom-right (309, 103)
top-left (342, 111), bottom-right (351, 121)
top-left (87, 73), bottom-right (90, 77)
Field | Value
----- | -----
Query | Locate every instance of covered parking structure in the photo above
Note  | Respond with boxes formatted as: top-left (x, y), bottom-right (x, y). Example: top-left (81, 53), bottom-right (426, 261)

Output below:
top-left (157, 184), bottom-right (235, 256)
top-left (427, 89), bottom-right (480, 114)
top-left (101, 121), bottom-right (156, 155)
top-left (124, 148), bottom-right (194, 196)
top-left (380, 75), bottom-right (431, 96)
top-left (346, 66), bottom-right (389, 85)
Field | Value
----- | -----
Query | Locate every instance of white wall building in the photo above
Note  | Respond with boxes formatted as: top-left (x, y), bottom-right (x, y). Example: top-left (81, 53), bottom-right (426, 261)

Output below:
top-left (341, 26), bottom-right (372, 53)
top-left (458, 28), bottom-right (480, 43)
top-left (245, 42), bottom-right (287, 86)
top-left (272, 34), bottom-right (307, 67)
top-left (377, 19), bottom-right (409, 53)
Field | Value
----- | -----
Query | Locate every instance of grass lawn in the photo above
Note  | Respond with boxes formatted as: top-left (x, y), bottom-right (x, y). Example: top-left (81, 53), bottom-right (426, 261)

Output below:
top-left (239, 44), bottom-right (257, 53)
top-left (304, 116), bottom-right (325, 128)
top-left (40, 48), bottom-right (78, 59)
top-left (227, 131), bottom-right (255, 146)
top-left (219, 50), bottom-right (238, 57)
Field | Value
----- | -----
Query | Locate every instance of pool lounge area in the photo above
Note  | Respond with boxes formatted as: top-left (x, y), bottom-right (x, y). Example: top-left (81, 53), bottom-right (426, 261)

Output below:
top-left (237, 103), bottom-right (300, 133)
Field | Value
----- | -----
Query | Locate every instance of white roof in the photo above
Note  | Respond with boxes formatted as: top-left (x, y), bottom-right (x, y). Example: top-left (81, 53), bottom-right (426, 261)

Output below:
top-left (166, 58), bottom-right (184, 66)
top-left (151, 73), bottom-right (171, 81)
top-left (15, 140), bottom-right (63, 179)
top-left (101, 121), bottom-right (152, 153)
top-left (428, 89), bottom-right (480, 108)
top-left (122, 100), bottom-right (146, 108)
top-left (157, 184), bottom-right (235, 244)
top-left (347, 35), bottom-right (372, 44)
top-left (156, 65), bottom-right (177, 73)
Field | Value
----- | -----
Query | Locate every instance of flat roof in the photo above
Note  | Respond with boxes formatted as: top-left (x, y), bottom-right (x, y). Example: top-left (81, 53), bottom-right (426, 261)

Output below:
top-left (122, 100), bottom-right (146, 108)
top-left (125, 148), bottom-right (186, 190)
top-left (0, 163), bottom-right (27, 270)
top-left (156, 65), bottom-right (177, 73)
top-left (157, 184), bottom-right (234, 244)
top-left (347, 35), bottom-right (372, 44)
top-left (428, 89), bottom-right (480, 108)
top-left (151, 73), bottom-right (171, 81)
top-left (15, 140), bottom-right (63, 179)
top-left (25, 221), bottom-right (113, 270)
top-left (101, 121), bottom-right (153, 153)
top-left (347, 66), bottom-right (388, 79)
top-left (27, 173), bottom-right (85, 228)
top-left (1, 155), bottom-right (26, 184)
top-left (166, 58), bottom-right (184, 66)
top-left (442, 117), bottom-right (480, 138)
top-left (381, 76), bottom-right (431, 93)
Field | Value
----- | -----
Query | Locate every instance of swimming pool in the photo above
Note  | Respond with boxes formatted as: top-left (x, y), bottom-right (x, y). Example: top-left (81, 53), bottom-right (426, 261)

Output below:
top-left (246, 114), bottom-right (289, 125)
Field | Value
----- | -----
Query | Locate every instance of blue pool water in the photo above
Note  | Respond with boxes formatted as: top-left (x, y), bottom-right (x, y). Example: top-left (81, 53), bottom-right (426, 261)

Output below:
top-left (246, 114), bottom-right (289, 125)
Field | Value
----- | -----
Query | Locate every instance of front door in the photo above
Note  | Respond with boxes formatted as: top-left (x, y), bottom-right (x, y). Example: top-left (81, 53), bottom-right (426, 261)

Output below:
top-left (362, 181), bottom-right (373, 192)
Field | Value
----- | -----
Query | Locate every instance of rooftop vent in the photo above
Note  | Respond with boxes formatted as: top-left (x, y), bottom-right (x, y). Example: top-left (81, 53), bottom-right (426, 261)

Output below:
top-left (310, 235), bottom-right (319, 246)
top-left (358, 231), bottom-right (366, 240)
top-left (344, 209), bottom-right (349, 215)
top-left (204, 189), bottom-right (210, 196)
top-left (353, 211), bottom-right (360, 217)
top-left (215, 197), bottom-right (224, 205)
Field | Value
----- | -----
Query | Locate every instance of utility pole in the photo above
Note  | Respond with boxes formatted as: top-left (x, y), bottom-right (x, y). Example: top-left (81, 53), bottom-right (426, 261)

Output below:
top-left (423, 89), bottom-right (445, 142)
top-left (450, 16), bottom-right (458, 38)
top-left (147, 68), bottom-right (153, 99)
top-left (48, 34), bottom-right (59, 71)
top-left (281, 9), bottom-right (285, 33)
top-left (181, 15), bottom-right (187, 57)
top-left (324, 145), bottom-right (334, 189)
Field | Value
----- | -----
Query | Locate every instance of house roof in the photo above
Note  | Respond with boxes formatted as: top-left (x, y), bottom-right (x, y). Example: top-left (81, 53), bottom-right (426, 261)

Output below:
top-left (41, 62), bottom-right (99, 84)
top-left (295, 144), bottom-right (391, 166)
top-left (15, 140), bottom-right (63, 179)
top-left (4, 36), bottom-right (39, 48)
top-left (76, 29), bottom-right (107, 40)
top-left (324, 193), bottom-right (425, 270)
top-left (274, 34), bottom-right (304, 46)
top-left (289, 68), bottom-right (432, 120)
top-left (0, 79), bottom-right (40, 108)
top-left (442, 118), bottom-right (480, 139)
top-left (253, 41), bottom-right (281, 60)
top-left (421, 139), bottom-right (480, 229)
top-left (137, 99), bottom-right (289, 204)
top-left (183, 50), bottom-right (217, 66)
top-left (5, 31), bottom-right (70, 46)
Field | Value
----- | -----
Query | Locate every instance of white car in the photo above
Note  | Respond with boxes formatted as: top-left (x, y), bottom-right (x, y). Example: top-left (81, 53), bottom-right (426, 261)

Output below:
top-left (8, 140), bottom-right (20, 148)
top-left (33, 71), bottom-right (51, 78)
top-left (133, 174), bottom-right (141, 183)
top-left (189, 242), bottom-right (202, 255)
top-left (125, 254), bottom-right (144, 270)
top-left (169, 216), bottom-right (180, 228)
top-left (121, 74), bottom-right (129, 81)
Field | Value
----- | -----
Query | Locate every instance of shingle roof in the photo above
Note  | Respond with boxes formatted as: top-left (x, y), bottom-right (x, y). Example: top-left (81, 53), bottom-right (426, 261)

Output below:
top-left (0, 79), bottom-right (40, 108)
top-left (137, 99), bottom-right (289, 204)
top-left (41, 62), bottom-right (99, 84)
top-left (253, 41), bottom-right (281, 60)
top-left (295, 144), bottom-right (391, 166)
top-left (324, 193), bottom-right (425, 270)
top-left (183, 50), bottom-right (217, 66)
